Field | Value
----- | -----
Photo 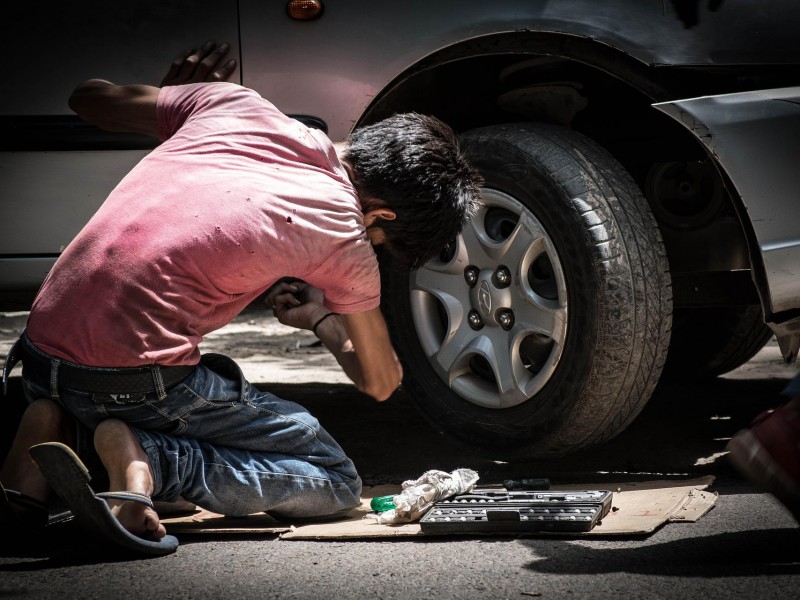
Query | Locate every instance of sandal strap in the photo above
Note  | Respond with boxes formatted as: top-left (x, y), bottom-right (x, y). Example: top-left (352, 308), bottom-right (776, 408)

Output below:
top-left (96, 491), bottom-right (155, 508)
top-left (1, 486), bottom-right (49, 529)
top-left (4, 488), bottom-right (48, 514)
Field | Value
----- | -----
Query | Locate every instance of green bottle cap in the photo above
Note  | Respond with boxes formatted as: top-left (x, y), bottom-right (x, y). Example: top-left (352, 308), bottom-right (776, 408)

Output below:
top-left (370, 495), bottom-right (396, 512)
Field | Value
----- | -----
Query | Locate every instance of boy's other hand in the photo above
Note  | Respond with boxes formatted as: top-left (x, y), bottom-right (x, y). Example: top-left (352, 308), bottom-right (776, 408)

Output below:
top-left (160, 40), bottom-right (237, 87)
top-left (266, 281), bottom-right (329, 331)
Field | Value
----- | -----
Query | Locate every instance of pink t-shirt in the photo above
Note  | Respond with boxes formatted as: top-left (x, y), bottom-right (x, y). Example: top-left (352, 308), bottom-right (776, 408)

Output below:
top-left (26, 83), bottom-right (380, 367)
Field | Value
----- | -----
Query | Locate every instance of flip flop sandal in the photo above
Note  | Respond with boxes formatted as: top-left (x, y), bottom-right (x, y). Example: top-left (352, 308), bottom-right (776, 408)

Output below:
top-left (1, 481), bottom-right (49, 530)
top-left (28, 442), bottom-right (179, 556)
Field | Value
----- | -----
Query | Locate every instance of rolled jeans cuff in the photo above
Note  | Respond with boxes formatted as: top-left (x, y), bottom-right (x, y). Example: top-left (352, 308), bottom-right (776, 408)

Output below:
top-left (133, 429), bottom-right (168, 500)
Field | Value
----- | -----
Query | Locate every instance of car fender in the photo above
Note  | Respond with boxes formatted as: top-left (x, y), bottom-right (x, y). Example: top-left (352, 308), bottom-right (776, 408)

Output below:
top-left (654, 87), bottom-right (800, 358)
top-left (240, 0), bottom-right (800, 140)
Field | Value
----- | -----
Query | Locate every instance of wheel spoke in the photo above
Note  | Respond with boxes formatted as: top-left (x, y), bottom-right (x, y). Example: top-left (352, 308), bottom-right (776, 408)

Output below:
top-left (412, 262), bottom-right (468, 302)
top-left (410, 261), bottom-right (471, 354)
top-left (494, 212), bottom-right (547, 265)
top-left (431, 323), bottom-right (480, 384)
top-left (459, 214), bottom-right (493, 265)
top-left (515, 298), bottom-right (567, 340)
top-left (446, 332), bottom-right (532, 408)
top-left (480, 334), bottom-right (530, 406)
top-left (462, 198), bottom-right (548, 265)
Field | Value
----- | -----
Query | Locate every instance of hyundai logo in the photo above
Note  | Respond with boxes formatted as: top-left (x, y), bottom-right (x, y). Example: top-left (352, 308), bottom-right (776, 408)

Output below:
top-left (478, 281), bottom-right (492, 315)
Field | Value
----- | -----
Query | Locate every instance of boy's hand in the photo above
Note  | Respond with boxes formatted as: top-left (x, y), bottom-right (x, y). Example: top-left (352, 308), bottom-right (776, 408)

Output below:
top-left (160, 40), bottom-right (237, 87)
top-left (265, 281), bottom-right (330, 331)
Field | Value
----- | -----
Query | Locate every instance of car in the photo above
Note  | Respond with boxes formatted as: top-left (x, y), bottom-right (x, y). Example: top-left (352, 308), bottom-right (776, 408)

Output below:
top-left (3, 0), bottom-right (800, 458)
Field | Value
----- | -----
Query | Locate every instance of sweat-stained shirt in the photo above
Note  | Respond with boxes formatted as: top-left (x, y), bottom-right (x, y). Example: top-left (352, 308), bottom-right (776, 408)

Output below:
top-left (26, 82), bottom-right (380, 367)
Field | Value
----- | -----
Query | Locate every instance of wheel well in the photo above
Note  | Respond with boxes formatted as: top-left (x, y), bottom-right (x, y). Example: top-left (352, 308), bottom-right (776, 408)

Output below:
top-left (361, 32), bottom-right (755, 307)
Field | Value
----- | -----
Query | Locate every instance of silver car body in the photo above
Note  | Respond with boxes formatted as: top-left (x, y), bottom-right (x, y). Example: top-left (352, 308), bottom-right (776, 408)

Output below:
top-left (3, 0), bottom-right (800, 346)
top-left (655, 88), bottom-right (800, 351)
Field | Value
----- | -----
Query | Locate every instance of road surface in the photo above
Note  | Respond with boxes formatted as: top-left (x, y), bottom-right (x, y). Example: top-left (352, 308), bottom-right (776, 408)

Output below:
top-left (2, 308), bottom-right (799, 599)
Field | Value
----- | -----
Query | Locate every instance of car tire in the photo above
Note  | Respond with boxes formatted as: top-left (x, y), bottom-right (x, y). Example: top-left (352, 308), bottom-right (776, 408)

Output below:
top-left (382, 123), bottom-right (672, 457)
top-left (662, 306), bottom-right (773, 380)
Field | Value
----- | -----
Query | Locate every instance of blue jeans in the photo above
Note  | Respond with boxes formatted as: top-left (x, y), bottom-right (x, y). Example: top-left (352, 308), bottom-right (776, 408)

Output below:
top-left (782, 372), bottom-right (800, 399)
top-left (17, 338), bottom-right (361, 519)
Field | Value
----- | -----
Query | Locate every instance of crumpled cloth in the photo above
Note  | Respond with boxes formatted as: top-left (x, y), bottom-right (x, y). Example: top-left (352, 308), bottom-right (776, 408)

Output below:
top-left (365, 468), bottom-right (479, 524)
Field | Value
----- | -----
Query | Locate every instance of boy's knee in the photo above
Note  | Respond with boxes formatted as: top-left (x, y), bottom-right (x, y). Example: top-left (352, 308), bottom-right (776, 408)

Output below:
top-left (93, 418), bottom-right (135, 450)
top-left (335, 471), bottom-right (363, 511)
top-left (26, 397), bottom-right (63, 419)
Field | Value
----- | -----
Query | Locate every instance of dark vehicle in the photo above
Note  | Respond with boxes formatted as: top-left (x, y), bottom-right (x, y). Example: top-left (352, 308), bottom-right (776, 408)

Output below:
top-left (3, 0), bottom-right (800, 457)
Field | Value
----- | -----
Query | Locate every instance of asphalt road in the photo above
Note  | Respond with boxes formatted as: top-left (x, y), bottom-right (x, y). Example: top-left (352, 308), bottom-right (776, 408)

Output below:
top-left (2, 311), bottom-right (800, 599)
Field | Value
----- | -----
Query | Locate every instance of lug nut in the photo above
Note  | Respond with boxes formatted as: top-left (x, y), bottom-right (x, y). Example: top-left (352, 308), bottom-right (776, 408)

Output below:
top-left (498, 309), bottom-right (515, 331)
top-left (468, 310), bottom-right (484, 330)
top-left (494, 266), bottom-right (511, 288)
top-left (464, 266), bottom-right (480, 287)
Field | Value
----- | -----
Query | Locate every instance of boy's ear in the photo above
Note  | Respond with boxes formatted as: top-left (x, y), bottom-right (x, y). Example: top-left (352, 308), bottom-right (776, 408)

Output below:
top-left (363, 208), bottom-right (396, 227)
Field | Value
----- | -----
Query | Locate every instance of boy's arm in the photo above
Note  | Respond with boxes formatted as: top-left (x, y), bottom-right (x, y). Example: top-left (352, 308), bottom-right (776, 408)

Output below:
top-left (68, 41), bottom-right (237, 137)
top-left (320, 309), bottom-right (403, 402)
top-left (68, 80), bottom-right (161, 136)
top-left (267, 282), bottom-right (403, 401)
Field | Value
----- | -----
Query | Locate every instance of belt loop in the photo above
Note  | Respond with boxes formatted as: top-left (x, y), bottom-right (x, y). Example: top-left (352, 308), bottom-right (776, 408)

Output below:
top-left (3, 335), bottom-right (23, 396)
top-left (152, 366), bottom-right (167, 401)
top-left (50, 359), bottom-right (61, 399)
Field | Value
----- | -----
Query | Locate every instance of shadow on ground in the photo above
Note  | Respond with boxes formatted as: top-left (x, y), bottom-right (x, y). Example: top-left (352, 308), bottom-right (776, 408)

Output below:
top-left (518, 527), bottom-right (800, 577)
top-left (281, 375), bottom-right (790, 486)
top-left (1, 373), bottom-right (790, 488)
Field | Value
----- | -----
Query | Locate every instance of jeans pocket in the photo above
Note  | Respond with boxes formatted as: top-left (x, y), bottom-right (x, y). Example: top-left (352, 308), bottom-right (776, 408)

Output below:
top-left (144, 361), bottom-right (246, 439)
top-left (91, 392), bottom-right (182, 433)
top-left (200, 354), bottom-right (244, 386)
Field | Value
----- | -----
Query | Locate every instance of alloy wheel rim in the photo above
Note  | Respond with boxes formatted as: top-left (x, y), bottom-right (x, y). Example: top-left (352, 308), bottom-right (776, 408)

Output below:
top-left (409, 188), bottom-right (568, 409)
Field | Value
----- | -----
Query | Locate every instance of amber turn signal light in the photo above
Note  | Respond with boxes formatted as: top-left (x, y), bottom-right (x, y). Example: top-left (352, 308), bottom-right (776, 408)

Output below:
top-left (287, 0), bottom-right (324, 20)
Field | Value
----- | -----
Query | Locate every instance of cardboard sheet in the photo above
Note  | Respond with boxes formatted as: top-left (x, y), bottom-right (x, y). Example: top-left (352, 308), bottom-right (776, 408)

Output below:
top-left (162, 475), bottom-right (716, 539)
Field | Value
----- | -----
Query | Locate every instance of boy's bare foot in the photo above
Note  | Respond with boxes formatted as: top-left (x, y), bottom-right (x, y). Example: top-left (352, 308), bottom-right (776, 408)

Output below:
top-left (1, 398), bottom-right (74, 509)
top-left (93, 419), bottom-right (166, 540)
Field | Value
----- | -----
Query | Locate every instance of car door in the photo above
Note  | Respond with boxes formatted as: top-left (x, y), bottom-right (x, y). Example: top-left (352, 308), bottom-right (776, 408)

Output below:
top-left (0, 1), bottom-right (240, 294)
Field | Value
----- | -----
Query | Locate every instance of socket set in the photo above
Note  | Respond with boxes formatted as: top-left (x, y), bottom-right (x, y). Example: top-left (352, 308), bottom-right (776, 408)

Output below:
top-left (419, 489), bottom-right (613, 534)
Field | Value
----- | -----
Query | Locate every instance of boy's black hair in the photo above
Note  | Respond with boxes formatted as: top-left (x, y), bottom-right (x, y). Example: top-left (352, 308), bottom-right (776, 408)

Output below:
top-left (344, 113), bottom-right (482, 270)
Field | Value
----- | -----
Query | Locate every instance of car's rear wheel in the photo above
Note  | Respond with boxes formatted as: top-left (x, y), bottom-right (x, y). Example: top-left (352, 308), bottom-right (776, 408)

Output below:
top-left (383, 123), bottom-right (672, 457)
top-left (663, 305), bottom-right (773, 380)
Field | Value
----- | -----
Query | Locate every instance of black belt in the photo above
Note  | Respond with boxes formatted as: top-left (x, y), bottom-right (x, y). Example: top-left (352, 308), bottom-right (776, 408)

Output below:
top-left (19, 342), bottom-right (195, 395)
